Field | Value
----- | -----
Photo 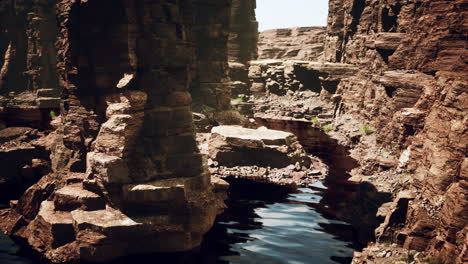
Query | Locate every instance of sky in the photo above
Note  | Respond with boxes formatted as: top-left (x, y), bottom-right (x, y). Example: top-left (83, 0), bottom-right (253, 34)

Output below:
top-left (256, 0), bottom-right (329, 31)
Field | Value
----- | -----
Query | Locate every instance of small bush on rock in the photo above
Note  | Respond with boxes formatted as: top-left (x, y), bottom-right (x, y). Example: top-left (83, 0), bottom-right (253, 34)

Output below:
top-left (311, 117), bottom-right (319, 126)
top-left (322, 124), bottom-right (333, 132)
top-left (231, 97), bottom-right (243, 105)
top-left (360, 124), bottom-right (375, 135)
top-left (400, 251), bottom-right (415, 264)
top-left (49, 110), bottom-right (57, 118)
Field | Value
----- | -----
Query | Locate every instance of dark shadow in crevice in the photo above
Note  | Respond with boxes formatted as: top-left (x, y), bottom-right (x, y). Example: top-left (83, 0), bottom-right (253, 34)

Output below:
top-left (384, 83), bottom-right (398, 98)
top-left (255, 120), bottom-right (392, 250)
top-left (349, 0), bottom-right (366, 36)
top-left (382, 3), bottom-right (401, 32)
top-left (378, 49), bottom-right (396, 64)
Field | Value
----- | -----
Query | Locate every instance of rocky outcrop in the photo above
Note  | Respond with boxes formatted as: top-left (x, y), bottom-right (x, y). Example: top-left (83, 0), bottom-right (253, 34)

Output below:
top-left (0, 127), bottom-right (52, 203)
top-left (248, 60), bottom-right (358, 97)
top-left (323, 0), bottom-right (467, 263)
top-left (198, 125), bottom-right (327, 186)
top-left (0, 0), bottom-right (60, 128)
top-left (0, 0), bottom-right (227, 262)
top-left (0, 0), bottom-right (59, 95)
top-left (258, 27), bottom-right (326, 61)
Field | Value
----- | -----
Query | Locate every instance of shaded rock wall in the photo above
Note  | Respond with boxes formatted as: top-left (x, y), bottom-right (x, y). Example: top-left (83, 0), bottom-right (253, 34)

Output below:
top-left (258, 27), bottom-right (326, 61)
top-left (326, 0), bottom-right (467, 262)
top-left (227, 0), bottom-right (258, 100)
top-left (0, 0), bottom-right (227, 262)
top-left (228, 0), bottom-right (258, 65)
top-left (191, 0), bottom-right (258, 111)
top-left (191, 0), bottom-right (232, 111)
top-left (0, 0), bottom-right (61, 127)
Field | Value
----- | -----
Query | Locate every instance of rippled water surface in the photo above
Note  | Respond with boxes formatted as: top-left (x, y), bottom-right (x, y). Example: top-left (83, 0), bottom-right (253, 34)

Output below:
top-left (200, 179), bottom-right (355, 264)
top-left (0, 179), bottom-right (357, 264)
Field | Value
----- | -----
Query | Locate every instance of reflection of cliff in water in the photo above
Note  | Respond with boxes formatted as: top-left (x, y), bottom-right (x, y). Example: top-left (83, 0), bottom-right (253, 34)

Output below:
top-left (258, 120), bottom-right (392, 249)
top-left (200, 178), bottom-right (356, 264)
top-left (303, 129), bottom-right (392, 249)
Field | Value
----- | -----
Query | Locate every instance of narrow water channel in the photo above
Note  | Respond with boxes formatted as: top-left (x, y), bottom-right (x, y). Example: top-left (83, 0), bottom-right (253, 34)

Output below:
top-left (0, 178), bottom-right (358, 264)
top-left (199, 178), bottom-right (356, 264)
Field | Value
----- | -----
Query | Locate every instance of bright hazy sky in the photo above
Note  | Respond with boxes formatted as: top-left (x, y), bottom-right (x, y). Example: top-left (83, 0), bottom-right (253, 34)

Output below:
top-left (256, 0), bottom-right (329, 31)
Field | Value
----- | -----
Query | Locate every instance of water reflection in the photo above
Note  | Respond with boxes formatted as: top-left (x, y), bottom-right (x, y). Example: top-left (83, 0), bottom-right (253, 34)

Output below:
top-left (0, 232), bottom-right (33, 264)
top-left (200, 179), bottom-right (355, 264)
top-left (0, 178), bottom-right (359, 264)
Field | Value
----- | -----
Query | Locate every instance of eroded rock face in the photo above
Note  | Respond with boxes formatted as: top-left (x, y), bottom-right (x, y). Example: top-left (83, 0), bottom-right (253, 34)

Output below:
top-left (0, 0), bottom-right (60, 128)
top-left (198, 126), bottom-right (327, 186)
top-left (248, 60), bottom-right (358, 97)
top-left (0, 127), bottom-right (52, 203)
top-left (228, 0), bottom-right (258, 65)
top-left (258, 27), bottom-right (326, 61)
top-left (0, 0), bottom-right (227, 262)
top-left (209, 126), bottom-right (310, 168)
top-left (191, 0), bottom-right (232, 111)
top-left (324, 0), bottom-right (467, 263)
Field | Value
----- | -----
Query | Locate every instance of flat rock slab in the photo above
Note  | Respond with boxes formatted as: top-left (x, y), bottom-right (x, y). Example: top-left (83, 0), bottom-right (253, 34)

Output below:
top-left (72, 207), bottom-right (140, 233)
top-left (211, 126), bottom-right (295, 146)
top-left (209, 126), bottom-right (311, 168)
top-left (122, 184), bottom-right (185, 204)
top-left (54, 184), bottom-right (106, 211)
top-left (38, 201), bottom-right (73, 225)
top-left (27, 201), bottom-right (75, 249)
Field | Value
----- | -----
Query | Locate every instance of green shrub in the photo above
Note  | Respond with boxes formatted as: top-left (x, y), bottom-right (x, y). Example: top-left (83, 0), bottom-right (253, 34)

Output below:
top-left (49, 110), bottom-right (57, 118)
top-left (231, 97), bottom-right (244, 105)
top-left (322, 124), bottom-right (333, 132)
top-left (381, 238), bottom-right (392, 248)
top-left (360, 124), bottom-right (375, 135)
top-left (311, 117), bottom-right (319, 126)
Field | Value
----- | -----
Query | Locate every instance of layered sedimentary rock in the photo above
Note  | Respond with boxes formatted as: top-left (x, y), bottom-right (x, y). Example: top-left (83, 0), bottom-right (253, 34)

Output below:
top-left (258, 27), bottom-right (326, 61)
top-left (248, 60), bottom-right (358, 99)
top-left (227, 0), bottom-right (258, 101)
top-left (0, 0), bottom-right (60, 128)
top-left (191, 0), bottom-right (258, 115)
top-left (228, 0), bottom-right (258, 65)
top-left (324, 1), bottom-right (467, 263)
top-left (197, 125), bottom-right (326, 186)
top-left (0, 0), bottom-right (227, 262)
top-left (0, 127), bottom-right (51, 203)
top-left (191, 0), bottom-right (232, 111)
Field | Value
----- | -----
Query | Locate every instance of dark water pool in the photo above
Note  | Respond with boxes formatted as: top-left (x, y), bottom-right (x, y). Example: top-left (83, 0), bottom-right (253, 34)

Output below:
top-left (0, 229), bottom-right (34, 264)
top-left (0, 178), bottom-right (359, 264)
top-left (199, 179), bottom-right (355, 264)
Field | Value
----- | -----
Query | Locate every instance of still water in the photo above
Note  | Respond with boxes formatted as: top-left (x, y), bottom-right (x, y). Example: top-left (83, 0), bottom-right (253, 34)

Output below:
top-left (200, 179), bottom-right (355, 264)
top-left (0, 179), bottom-right (356, 264)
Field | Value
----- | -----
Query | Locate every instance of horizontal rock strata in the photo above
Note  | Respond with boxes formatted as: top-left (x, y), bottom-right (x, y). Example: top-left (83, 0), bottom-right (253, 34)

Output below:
top-left (258, 27), bottom-right (326, 61)
top-left (0, 0), bottom-right (229, 262)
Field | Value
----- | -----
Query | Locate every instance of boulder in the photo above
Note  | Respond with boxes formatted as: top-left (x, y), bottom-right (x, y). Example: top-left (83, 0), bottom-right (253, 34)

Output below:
top-left (209, 126), bottom-right (311, 168)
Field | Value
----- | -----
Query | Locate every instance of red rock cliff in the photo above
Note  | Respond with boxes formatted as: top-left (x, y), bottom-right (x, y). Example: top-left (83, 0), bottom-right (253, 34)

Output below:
top-left (0, 0), bottom-right (228, 262)
top-left (325, 0), bottom-right (467, 263)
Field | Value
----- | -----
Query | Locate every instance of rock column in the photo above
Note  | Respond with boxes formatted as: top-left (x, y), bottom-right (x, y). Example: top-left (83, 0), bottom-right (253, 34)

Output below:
top-left (191, 0), bottom-right (232, 111)
top-left (0, 0), bottom-right (227, 262)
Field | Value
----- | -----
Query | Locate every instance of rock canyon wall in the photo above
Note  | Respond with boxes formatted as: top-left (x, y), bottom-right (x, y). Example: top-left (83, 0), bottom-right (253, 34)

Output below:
top-left (258, 27), bottom-right (326, 61)
top-left (324, 0), bottom-right (467, 263)
top-left (0, 0), bottom-right (228, 262)
top-left (0, 0), bottom-right (466, 263)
